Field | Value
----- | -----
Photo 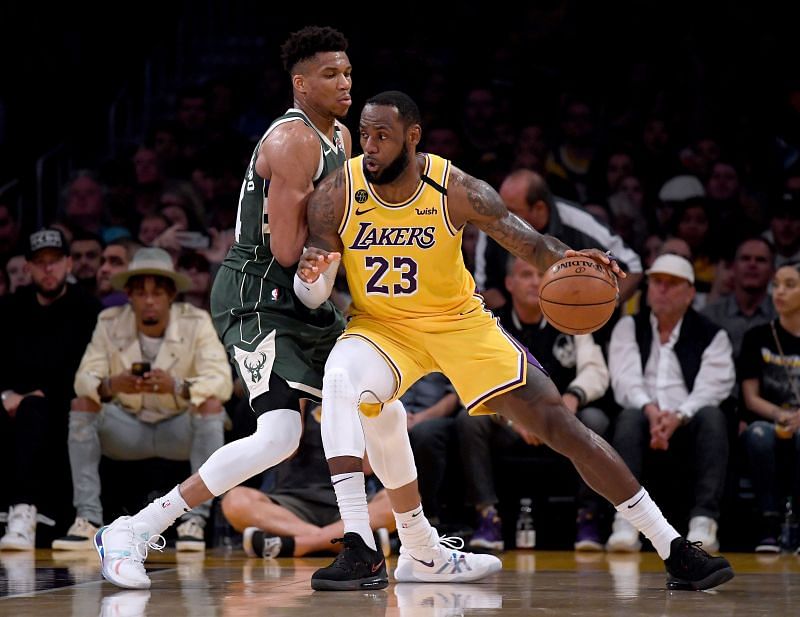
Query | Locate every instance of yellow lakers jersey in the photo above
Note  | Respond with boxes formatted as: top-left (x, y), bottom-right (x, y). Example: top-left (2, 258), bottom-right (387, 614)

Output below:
top-left (339, 154), bottom-right (477, 322)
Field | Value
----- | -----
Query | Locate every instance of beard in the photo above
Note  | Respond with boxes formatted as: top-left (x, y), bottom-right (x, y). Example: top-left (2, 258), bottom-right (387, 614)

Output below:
top-left (36, 280), bottom-right (67, 299)
top-left (364, 143), bottom-right (410, 185)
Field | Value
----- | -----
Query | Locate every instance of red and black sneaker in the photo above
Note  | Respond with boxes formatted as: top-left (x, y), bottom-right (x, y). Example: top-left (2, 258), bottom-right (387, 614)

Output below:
top-left (664, 537), bottom-right (734, 590)
top-left (311, 532), bottom-right (388, 591)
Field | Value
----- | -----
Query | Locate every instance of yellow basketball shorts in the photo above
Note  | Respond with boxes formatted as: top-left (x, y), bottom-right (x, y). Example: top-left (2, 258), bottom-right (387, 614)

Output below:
top-left (342, 302), bottom-right (543, 416)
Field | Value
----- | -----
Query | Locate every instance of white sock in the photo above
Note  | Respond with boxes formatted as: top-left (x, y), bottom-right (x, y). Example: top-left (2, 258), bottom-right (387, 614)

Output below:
top-left (332, 472), bottom-right (376, 550)
top-left (130, 486), bottom-right (191, 535)
top-left (616, 487), bottom-right (680, 559)
top-left (394, 504), bottom-right (435, 552)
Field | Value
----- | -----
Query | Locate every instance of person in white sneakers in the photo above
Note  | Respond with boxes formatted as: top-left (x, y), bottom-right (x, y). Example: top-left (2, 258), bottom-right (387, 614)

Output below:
top-left (0, 228), bottom-right (101, 551)
top-left (606, 254), bottom-right (735, 554)
top-left (56, 247), bottom-right (231, 555)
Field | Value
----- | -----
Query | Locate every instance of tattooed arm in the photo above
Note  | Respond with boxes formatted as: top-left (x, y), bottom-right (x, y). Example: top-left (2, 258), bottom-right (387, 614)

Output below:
top-left (447, 167), bottom-right (569, 272)
top-left (448, 166), bottom-right (626, 277)
top-left (294, 169), bottom-right (346, 307)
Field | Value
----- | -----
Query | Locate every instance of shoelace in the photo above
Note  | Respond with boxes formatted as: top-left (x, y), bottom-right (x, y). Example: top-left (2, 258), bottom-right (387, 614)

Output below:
top-left (0, 510), bottom-right (56, 528)
top-left (676, 540), bottom-right (709, 570)
top-left (134, 533), bottom-right (166, 561)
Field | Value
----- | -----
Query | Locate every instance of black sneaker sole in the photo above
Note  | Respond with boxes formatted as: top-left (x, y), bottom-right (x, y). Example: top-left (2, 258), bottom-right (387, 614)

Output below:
top-left (310, 575), bottom-right (388, 591)
top-left (667, 566), bottom-right (735, 591)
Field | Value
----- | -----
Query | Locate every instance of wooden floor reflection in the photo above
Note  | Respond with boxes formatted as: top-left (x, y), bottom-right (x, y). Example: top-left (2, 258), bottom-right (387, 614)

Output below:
top-left (1, 549), bottom-right (799, 616)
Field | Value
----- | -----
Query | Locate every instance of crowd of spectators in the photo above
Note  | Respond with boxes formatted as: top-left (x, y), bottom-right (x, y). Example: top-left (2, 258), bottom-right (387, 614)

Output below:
top-left (1, 8), bottom-right (800, 557)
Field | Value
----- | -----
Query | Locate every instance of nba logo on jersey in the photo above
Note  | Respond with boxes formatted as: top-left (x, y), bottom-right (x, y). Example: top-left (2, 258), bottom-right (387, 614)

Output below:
top-left (271, 288), bottom-right (279, 301)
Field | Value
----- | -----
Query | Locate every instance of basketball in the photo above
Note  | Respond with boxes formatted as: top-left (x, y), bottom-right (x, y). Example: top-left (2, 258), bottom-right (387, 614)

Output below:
top-left (538, 257), bottom-right (618, 335)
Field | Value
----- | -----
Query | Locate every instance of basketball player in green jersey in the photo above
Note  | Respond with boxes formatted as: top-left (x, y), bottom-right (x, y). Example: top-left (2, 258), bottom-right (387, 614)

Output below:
top-left (296, 91), bottom-right (734, 591)
top-left (93, 26), bottom-right (388, 591)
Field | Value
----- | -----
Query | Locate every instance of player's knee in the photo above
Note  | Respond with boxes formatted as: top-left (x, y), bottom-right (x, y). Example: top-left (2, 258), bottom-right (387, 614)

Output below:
top-left (195, 397), bottom-right (223, 415)
top-left (255, 410), bottom-right (302, 461)
top-left (322, 367), bottom-right (356, 405)
top-left (72, 396), bottom-right (101, 413)
top-left (220, 487), bottom-right (253, 525)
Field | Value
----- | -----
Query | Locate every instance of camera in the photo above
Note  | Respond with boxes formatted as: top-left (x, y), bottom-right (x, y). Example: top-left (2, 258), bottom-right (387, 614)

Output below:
top-left (131, 362), bottom-right (151, 377)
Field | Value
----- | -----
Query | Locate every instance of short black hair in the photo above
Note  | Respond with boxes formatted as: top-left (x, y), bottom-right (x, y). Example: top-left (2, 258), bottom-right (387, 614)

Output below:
top-left (365, 91), bottom-right (421, 127)
top-left (280, 26), bottom-right (348, 74)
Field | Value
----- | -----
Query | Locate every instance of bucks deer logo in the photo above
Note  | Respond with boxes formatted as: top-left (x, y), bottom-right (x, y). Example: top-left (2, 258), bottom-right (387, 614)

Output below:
top-left (243, 352), bottom-right (267, 383)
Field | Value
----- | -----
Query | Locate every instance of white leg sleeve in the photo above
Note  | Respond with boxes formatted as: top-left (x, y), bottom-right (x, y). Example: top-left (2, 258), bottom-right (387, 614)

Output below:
top-left (361, 398), bottom-right (418, 489)
top-left (198, 408), bottom-right (302, 496)
top-left (321, 337), bottom-right (397, 460)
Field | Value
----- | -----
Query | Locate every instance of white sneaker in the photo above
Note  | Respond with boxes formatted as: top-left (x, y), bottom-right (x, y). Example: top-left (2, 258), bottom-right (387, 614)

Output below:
top-left (687, 515), bottom-right (719, 553)
top-left (52, 517), bottom-right (100, 550)
top-left (394, 530), bottom-right (502, 583)
top-left (99, 590), bottom-right (151, 617)
top-left (175, 516), bottom-right (206, 552)
top-left (0, 504), bottom-right (37, 551)
top-left (605, 515), bottom-right (641, 553)
top-left (94, 516), bottom-right (165, 589)
top-left (394, 582), bottom-right (503, 610)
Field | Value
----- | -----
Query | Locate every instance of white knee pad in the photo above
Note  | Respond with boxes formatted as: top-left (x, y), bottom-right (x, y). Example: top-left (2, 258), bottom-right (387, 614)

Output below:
top-left (362, 399), bottom-right (417, 489)
top-left (198, 409), bottom-right (302, 496)
top-left (321, 367), bottom-right (365, 459)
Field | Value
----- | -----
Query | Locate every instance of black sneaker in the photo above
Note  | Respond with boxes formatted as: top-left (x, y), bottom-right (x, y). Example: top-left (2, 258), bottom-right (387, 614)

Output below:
top-left (664, 537), bottom-right (734, 590)
top-left (311, 532), bottom-right (388, 591)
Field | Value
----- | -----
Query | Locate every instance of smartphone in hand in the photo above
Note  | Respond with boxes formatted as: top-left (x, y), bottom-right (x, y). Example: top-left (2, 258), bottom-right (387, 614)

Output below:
top-left (131, 362), bottom-right (151, 377)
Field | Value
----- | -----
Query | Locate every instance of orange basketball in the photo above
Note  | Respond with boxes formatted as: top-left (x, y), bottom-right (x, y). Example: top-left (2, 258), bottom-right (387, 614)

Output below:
top-left (538, 257), bottom-right (618, 335)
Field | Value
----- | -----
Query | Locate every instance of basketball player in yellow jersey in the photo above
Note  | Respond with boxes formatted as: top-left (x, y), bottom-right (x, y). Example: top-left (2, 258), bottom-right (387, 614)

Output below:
top-left (296, 91), bottom-right (734, 591)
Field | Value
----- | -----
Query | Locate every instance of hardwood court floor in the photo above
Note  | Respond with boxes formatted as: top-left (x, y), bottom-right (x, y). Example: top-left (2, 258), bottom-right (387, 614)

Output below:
top-left (1, 549), bottom-right (799, 616)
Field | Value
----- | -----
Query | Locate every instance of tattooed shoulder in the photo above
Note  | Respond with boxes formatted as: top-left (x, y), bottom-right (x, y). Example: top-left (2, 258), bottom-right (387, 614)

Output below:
top-left (450, 167), bottom-right (506, 219)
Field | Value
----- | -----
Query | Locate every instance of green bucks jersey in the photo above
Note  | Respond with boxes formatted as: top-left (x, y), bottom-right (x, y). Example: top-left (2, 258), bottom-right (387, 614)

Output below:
top-left (222, 108), bottom-right (346, 285)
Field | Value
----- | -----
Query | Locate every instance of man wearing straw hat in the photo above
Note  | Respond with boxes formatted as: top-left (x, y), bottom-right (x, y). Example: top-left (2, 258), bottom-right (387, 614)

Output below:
top-left (54, 247), bottom-right (232, 552)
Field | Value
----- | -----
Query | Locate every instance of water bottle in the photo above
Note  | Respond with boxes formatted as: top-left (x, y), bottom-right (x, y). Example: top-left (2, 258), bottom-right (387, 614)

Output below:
top-left (515, 497), bottom-right (536, 549)
top-left (780, 496), bottom-right (799, 552)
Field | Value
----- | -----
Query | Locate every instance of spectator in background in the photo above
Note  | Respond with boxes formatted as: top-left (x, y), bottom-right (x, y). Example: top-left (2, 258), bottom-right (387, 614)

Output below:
top-left (672, 198), bottom-right (721, 310)
top-left (54, 248), bottom-right (231, 552)
top-left (764, 195), bottom-right (800, 267)
top-left (177, 250), bottom-right (212, 311)
top-left (96, 238), bottom-right (142, 308)
top-left (61, 170), bottom-right (107, 236)
top-left (652, 175), bottom-right (705, 238)
top-left (739, 262), bottom-right (800, 553)
top-left (545, 96), bottom-right (598, 203)
top-left (607, 254), bottom-right (734, 554)
top-left (474, 169), bottom-right (643, 310)
top-left (459, 257), bottom-right (611, 552)
top-left (0, 202), bottom-right (21, 260)
top-left (702, 237), bottom-right (776, 358)
top-left (5, 253), bottom-right (30, 293)
top-left (0, 229), bottom-right (101, 550)
top-left (138, 212), bottom-right (170, 247)
top-left (70, 230), bottom-right (104, 295)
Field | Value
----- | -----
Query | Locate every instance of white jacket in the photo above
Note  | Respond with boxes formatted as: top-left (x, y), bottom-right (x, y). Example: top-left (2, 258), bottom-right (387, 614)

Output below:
top-left (74, 302), bottom-right (233, 422)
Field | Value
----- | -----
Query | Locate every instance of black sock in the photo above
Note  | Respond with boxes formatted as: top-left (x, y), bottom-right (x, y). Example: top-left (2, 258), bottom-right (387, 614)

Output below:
top-left (278, 536), bottom-right (295, 557)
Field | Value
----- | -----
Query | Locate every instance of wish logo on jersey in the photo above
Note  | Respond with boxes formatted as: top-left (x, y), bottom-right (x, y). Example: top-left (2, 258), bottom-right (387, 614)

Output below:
top-left (349, 221), bottom-right (436, 250)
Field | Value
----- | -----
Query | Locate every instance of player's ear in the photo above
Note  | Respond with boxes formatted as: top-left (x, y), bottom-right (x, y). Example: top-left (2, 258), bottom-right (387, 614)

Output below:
top-left (408, 124), bottom-right (421, 147)
top-left (292, 74), bottom-right (306, 94)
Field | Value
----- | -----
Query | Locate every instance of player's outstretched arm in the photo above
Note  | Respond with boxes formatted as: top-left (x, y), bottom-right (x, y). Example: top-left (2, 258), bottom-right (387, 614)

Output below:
top-left (449, 167), bottom-right (626, 278)
top-left (448, 167), bottom-right (569, 272)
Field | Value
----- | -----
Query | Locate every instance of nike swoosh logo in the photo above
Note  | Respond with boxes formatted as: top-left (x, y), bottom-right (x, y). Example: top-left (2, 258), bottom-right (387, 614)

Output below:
top-left (371, 559), bottom-right (384, 573)
top-left (411, 510), bottom-right (422, 517)
top-left (411, 556), bottom-right (434, 568)
top-left (355, 207), bottom-right (376, 216)
top-left (323, 147), bottom-right (332, 156)
top-left (332, 475), bottom-right (353, 486)
top-left (627, 493), bottom-right (646, 509)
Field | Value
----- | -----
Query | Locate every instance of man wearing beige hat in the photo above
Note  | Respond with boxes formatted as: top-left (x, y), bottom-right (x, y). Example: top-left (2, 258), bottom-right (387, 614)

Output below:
top-left (53, 247), bottom-right (232, 552)
top-left (606, 254), bottom-right (735, 554)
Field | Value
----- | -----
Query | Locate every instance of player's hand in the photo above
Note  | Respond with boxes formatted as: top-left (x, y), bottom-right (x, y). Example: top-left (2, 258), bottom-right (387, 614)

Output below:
top-left (113, 372), bottom-right (143, 395)
top-left (564, 248), bottom-right (627, 279)
top-left (298, 248), bottom-right (341, 283)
